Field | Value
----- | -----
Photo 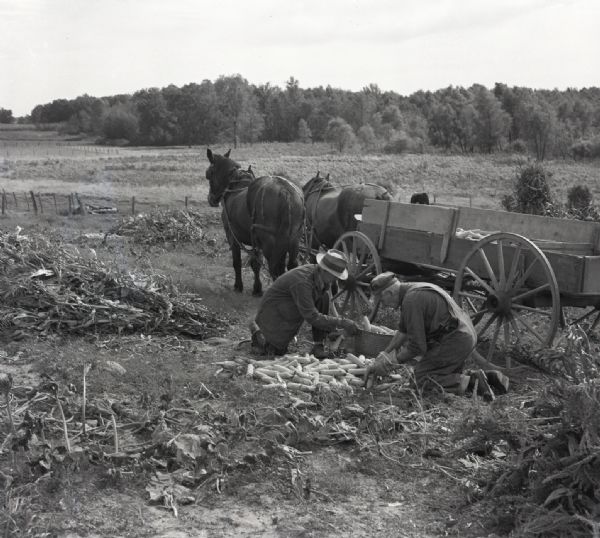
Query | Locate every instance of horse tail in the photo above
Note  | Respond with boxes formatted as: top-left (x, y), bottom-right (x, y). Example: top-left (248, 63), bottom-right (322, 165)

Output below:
top-left (275, 180), bottom-right (304, 273)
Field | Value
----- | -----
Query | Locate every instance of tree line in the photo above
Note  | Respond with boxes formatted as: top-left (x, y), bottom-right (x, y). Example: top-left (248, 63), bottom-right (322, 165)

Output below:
top-left (5, 75), bottom-right (600, 160)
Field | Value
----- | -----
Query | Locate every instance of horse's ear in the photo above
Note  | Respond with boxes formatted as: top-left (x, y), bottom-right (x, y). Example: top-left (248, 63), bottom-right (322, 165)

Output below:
top-left (316, 171), bottom-right (320, 178)
top-left (207, 148), bottom-right (214, 163)
top-left (325, 173), bottom-right (330, 180)
top-left (224, 149), bottom-right (231, 159)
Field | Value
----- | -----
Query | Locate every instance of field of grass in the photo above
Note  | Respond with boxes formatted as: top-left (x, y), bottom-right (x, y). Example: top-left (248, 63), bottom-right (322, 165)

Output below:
top-left (2, 126), bottom-right (599, 214)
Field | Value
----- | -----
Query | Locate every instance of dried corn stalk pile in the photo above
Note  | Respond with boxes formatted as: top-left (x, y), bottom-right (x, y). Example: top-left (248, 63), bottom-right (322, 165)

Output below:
top-left (217, 353), bottom-right (408, 396)
top-left (0, 228), bottom-right (227, 339)
top-left (107, 209), bottom-right (206, 245)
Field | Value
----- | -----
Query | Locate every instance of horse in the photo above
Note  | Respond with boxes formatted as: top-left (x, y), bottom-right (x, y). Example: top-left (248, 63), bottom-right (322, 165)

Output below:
top-left (302, 172), bottom-right (392, 249)
top-left (205, 149), bottom-right (305, 296)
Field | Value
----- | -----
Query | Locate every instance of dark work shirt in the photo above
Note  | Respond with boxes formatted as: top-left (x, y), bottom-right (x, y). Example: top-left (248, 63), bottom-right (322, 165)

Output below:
top-left (255, 264), bottom-right (345, 350)
top-left (398, 286), bottom-right (455, 358)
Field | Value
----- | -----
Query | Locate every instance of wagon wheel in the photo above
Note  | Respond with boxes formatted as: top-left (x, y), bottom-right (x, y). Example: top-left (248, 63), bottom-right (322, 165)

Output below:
top-left (453, 232), bottom-right (560, 366)
top-left (332, 231), bottom-right (382, 320)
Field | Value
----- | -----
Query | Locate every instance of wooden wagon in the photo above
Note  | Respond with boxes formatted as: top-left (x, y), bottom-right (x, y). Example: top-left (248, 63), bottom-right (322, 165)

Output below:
top-left (331, 199), bottom-right (600, 363)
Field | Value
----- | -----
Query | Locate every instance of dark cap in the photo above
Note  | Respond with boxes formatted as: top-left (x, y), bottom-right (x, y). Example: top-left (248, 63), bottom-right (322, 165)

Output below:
top-left (370, 271), bottom-right (398, 294)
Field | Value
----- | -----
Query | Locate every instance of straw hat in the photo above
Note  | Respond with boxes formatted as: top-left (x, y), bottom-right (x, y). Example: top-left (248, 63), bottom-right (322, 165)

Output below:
top-left (316, 249), bottom-right (348, 280)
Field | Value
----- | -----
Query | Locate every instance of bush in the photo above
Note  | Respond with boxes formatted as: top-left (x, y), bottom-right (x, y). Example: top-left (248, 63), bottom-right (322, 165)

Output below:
top-left (506, 139), bottom-right (528, 154)
top-left (383, 131), bottom-right (410, 154)
top-left (571, 138), bottom-right (600, 159)
top-left (502, 163), bottom-right (554, 215)
top-left (567, 184), bottom-right (593, 210)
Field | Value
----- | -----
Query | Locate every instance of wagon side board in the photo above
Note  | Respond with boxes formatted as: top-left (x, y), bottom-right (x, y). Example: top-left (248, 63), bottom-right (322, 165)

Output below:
top-left (360, 199), bottom-right (600, 295)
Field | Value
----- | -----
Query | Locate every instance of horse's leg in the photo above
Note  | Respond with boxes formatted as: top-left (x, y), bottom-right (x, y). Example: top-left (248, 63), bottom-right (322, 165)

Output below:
top-left (250, 252), bottom-right (263, 296)
top-left (231, 242), bottom-right (244, 293)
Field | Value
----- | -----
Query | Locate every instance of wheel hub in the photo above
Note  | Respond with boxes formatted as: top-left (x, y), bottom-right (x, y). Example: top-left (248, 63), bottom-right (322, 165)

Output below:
top-left (485, 291), bottom-right (512, 316)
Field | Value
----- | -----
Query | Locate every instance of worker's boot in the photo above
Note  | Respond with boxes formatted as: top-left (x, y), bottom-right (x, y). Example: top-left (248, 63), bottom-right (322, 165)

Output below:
top-left (467, 369), bottom-right (495, 402)
top-left (485, 370), bottom-right (509, 395)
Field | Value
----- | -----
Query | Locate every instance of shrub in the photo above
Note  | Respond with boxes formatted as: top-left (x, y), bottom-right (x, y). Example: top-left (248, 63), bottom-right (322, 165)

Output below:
top-left (502, 163), bottom-right (554, 215)
top-left (571, 138), bottom-right (600, 159)
top-left (567, 184), bottom-right (593, 210)
top-left (382, 131), bottom-right (410, 154)
top-left (506, 139), bottom-right (528, 154)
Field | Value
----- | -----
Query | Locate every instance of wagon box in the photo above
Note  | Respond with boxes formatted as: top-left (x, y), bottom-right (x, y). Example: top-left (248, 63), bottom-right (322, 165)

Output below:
top-left (354, 198), bottom-right (600, 365)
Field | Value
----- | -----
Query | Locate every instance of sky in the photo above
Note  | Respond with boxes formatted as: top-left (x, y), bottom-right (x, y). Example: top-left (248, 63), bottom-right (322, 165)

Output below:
top-left (1, 0), bottom-right (599, 116)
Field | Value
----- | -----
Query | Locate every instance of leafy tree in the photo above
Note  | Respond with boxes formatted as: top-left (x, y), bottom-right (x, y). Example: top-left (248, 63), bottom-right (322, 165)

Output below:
top-left (0, 108), bottom-right (14, 123)
top-left (325, 117), bottom-right (356, 153)
top-left (297, 118), bottom-right (312, 143)
top-left (357, 124), bottom-right (377, 151)
top-left (522, 100), bottom-right (557, 160)
top-left (133, 88), bottom-right (175, 145)
top-left (472, 85), bottom-right (510, 152)
top-left (102, 106), bottom-right (139, 142)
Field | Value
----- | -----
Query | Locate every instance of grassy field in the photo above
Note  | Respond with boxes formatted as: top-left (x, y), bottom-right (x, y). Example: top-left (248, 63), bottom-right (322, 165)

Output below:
top-left (2, 126), bottom-right (600, 213)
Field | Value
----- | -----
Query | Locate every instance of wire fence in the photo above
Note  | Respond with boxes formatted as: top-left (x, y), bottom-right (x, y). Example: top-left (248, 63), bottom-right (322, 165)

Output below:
top-left (0, 189), bottom-right (204, 218)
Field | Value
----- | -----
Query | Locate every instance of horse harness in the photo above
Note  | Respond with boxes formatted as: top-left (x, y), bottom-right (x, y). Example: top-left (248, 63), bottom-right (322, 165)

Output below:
top-left (220, 167), bottom-right (260, 257)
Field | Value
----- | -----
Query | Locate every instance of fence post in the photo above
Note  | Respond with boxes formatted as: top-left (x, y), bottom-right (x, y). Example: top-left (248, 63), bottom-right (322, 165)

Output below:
top-left (37, 193), bottom-right (44, 214)
top-left (76, 193), bottom-right (87, 215)
top-left (12, 192), bottom-right (17, 209)
top-left (131, 196), bottom-right (136, 216)
top-left (469, 194), bottom-right (472, 208)
top-left (185, 196), bottom-right (188, 210)
top-left (30, 191), bottom-right (38, 214)
top-left (68, 193), bottom-right (72, 216)
top-left (52, 193), bottom-right (58, 214)
top-left (24, 192), bottom-right (30, 211)
top-left (1, 190), bottom-right (6, 215)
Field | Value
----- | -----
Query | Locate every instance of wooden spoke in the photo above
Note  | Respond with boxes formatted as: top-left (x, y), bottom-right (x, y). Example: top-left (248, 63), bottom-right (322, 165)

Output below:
top-left (509, 316), bottom-right (522, 345)
top-left (356, 263), bottom-right (377, 281)
top-left (511, 258), bottom-right (539, 292)
top-left (512, 283), bottom-right (551, 303)
top-left (333, 288), bottom-right (346, 300)
top-left (341, 293), bottom-right (350, 315)
top-left (513, 311), bottom-right (546, 345)
top-left (465, 266), bottom-right (496, 296)
top-left (477, 248), bottom-right (499, 289)
top-left (497, 240), bottom-right (506, 289)
top-left (357, 287), bottom-right (371, 305)
top-left (458, 291), bottom-right (488, 302)
top-left (512, 303), bottom-right (554, 317)
top-left (487, 318), bottom-right (502, 361)
top-left (505, 243), bottom-right (523, 289)
top-left (478, 313), bottom-right (498, 340)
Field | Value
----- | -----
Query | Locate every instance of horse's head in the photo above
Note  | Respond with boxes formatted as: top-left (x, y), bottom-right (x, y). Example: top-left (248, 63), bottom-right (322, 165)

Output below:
top-left (205, 148), bottom-right (240, 207)
top-left (302, 171), bottom-right (332, 197)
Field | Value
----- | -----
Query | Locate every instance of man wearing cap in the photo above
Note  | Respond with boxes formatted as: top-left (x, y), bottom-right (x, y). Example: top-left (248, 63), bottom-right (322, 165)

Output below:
top-left (365, 272), bottom-right (508, 398)
top-left (249, 249), bottom-right (361, 359)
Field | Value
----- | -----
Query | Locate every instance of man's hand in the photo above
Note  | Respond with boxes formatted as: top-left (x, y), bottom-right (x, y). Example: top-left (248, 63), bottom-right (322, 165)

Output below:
top-left (341, 319), bottom-right (360, 336)
top-left (364, 351), bottom-right (397, 388)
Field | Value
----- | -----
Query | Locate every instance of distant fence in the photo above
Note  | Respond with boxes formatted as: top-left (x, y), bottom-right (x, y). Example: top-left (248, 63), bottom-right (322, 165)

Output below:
top-left (0, 189), bottom-right (203, 217)
top-left (0, 141), bottom-right (122, 158)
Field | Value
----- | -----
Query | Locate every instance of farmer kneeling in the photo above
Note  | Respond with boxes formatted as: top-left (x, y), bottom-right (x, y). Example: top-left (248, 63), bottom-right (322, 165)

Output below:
top-left (364, 272), bottom-right (509, 399)
top-left (250, 249), bottom-right (361, 359)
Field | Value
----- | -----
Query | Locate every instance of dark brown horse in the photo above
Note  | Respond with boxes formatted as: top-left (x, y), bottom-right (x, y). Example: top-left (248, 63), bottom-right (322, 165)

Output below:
top-left (205, 149), bottom-right (305, 296)
top-left (302, 172), bottom-right (391, 249)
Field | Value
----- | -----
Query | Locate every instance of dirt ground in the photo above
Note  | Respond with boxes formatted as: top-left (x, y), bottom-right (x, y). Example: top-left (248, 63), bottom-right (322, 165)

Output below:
top-left (0, 199), bottom-right (571, 538)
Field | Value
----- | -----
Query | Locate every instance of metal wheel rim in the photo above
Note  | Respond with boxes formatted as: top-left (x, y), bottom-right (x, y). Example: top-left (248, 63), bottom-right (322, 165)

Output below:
top-left (453, 232), bottom-right (560, 363)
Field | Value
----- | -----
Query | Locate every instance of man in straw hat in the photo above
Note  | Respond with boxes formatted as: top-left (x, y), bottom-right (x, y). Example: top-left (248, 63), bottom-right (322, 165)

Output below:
top-left (365, 272), bottom-right (509, 399)
top-left (249, 249), bottom-right (361, 359)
